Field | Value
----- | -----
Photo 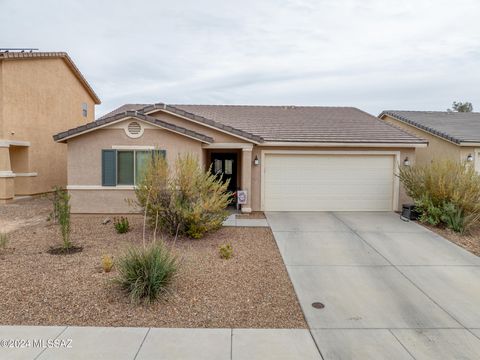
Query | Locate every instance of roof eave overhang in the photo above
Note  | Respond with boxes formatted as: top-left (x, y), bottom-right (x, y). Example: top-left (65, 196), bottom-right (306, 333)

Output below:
top-left (459, 142), bottom-right (480, 147)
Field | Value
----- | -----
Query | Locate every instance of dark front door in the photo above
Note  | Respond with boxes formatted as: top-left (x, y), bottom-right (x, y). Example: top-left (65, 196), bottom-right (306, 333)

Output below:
top-left (210, 153), bottom-right (237, 193)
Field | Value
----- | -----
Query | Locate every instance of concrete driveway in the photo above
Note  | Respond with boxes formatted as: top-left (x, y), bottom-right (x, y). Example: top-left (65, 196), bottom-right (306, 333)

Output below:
top-left (267, 212), bottom-right (480, 360)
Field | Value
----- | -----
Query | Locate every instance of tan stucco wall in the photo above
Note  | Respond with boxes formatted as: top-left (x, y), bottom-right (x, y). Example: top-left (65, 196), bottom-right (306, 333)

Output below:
top-left (0, 57), bottom-right (97, 198)
top-left (380, 115), bottom-right (475, 165)
top-left (67, 122), bottom-right (205, 213)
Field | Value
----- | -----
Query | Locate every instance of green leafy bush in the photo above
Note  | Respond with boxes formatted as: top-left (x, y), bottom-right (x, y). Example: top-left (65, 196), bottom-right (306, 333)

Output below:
top-left (135, 153), bottom-right (232, 239)
top-left (114, 217), bottom-right (130, 234)
top-left (219, 244), bottom-right (233, 259)
top-left (399, 160), bottom-right (480, 232)
top-left (114, 242), bottom-right (177, 303)
top-left (440, 202), bottom-right (466, 233)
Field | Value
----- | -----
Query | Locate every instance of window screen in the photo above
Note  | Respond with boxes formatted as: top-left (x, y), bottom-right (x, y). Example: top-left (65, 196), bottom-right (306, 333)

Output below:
top-left (117, 151), bottom-right (134, 185)
top-left (135, 151), bottom-right (150, 184)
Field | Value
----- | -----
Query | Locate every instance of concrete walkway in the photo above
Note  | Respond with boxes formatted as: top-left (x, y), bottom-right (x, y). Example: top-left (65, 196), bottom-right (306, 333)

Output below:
top-left (0, 326), bottom-right (321, 360)
top-left (267, 211), bottom-right (480, 360)
top-left (223, 214), bottom-right (269, 227)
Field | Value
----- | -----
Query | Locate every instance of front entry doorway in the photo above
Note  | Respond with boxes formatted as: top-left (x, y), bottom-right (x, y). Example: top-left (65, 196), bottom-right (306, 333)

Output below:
top-left (210, 152), bottom-right (238, 193)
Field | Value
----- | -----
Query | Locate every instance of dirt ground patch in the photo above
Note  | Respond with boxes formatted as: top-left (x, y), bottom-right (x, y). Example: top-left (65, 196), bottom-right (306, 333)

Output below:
top-left (0, 197), bottom-right (51, 233)
top-left (421, 223), bottom-right (480, 257)
top-left (0, 200), bottom-right (306, 328)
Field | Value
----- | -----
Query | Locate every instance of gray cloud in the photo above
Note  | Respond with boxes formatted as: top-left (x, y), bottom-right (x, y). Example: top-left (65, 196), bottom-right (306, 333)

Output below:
top-left (1, 0), bottom-right (479, 116)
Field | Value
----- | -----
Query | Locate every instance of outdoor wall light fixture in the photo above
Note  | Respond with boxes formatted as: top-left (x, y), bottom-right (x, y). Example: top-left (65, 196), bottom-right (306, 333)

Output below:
top-left (254, 155), bottom-right (260, 166)
top-left (403, 157), bottom-right (410, 166)
top-left (467, 154), bottom-right (474, 162)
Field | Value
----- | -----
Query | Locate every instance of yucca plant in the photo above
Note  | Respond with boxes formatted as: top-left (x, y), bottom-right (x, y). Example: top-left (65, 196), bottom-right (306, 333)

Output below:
top-left (114, 242), bottom-right (177, 303)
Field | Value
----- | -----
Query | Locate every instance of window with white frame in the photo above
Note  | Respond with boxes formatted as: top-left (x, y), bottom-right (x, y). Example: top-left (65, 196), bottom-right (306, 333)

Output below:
top-left (102, 149), bottom-right (166, 186)
top-left (82, 103), bottom-right (88, 117)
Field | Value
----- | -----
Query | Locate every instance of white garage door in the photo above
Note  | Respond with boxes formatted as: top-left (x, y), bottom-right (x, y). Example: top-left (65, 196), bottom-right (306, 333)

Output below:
top-left (263, 154), bottom-right (395, 211)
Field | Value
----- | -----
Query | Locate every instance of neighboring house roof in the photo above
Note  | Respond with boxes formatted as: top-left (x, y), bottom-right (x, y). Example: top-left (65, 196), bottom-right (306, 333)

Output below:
top-left (0, 51), bottom-right (101, 104)
top-left (380, 110), bottom-right (480, 145)
top-left (53, 111), bottom-right (214, 143)
top-left (98, 103), bottom-right (426, 145)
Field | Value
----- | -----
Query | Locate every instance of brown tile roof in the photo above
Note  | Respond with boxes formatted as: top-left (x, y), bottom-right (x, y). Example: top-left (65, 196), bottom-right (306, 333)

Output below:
top-left (53, 111), bottom-right (213, 143)
top-left (0, 51), bottom-right (101, 104)
top-left (380, 110), bottom-right (480, 144)
top-left (100, 103), bottom-right (426, 144)
top-left (99, 104), bottom-right (148, 119)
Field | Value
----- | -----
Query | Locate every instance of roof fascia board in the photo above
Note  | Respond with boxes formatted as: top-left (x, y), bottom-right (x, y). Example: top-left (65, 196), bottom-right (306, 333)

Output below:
top-left (260, 141), bottom-right (427, 148)
top-left (202, 143), bottom-right (253, 150)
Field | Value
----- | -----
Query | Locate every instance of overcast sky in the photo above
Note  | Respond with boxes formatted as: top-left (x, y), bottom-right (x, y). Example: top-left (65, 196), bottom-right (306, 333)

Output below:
top-left (1, 0), bottom-right (479, 117)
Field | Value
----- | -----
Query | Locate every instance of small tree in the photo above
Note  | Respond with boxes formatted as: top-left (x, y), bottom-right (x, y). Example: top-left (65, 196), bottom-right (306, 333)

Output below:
top-left (57, 190), bottom-right (72, 249)
top-left (448, 101), bottom-right (473, 113)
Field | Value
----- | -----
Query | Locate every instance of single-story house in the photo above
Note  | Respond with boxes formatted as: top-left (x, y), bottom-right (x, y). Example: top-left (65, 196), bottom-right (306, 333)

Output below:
top-left (54, 104), bottom-right (427, 213)
top-left (380, 111), bottom-right (480, 171)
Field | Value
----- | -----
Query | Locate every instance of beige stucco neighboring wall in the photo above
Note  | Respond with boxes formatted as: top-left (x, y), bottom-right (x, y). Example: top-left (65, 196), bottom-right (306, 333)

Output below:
top-left (0, 57), bottom-right (97, 198)
top-left (380, 114), bottom-right (474, 165)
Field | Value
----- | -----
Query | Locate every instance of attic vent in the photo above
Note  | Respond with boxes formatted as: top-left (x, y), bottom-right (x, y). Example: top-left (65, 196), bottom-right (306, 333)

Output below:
top-left (125, 121), bottom-right (144, 138)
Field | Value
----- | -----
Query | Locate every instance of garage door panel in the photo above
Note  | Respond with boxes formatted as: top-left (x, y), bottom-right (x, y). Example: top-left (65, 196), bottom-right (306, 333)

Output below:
top-left (264, 154), bottom-right (395, 211)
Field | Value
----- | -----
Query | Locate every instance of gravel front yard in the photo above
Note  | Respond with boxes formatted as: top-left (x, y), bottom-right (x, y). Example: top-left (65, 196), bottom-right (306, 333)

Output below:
top-left (0, 199), bottom-right (306, 328)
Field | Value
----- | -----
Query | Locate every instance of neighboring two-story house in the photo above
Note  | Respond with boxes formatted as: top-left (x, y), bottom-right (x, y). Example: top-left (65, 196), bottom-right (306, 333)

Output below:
top-left (0, 51), bottom-right (100, 202)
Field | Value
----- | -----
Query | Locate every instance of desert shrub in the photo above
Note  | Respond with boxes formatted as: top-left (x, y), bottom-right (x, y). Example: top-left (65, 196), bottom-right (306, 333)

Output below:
top-left (57, 189), bottom-right (72, 249)
top-left (114, 242), bottom-right (177, 303)
top-left (135, 153), bottom-right (232, 239)
top-left (399, 160), bottom-right (480, 232)
top-left (0, 233), bottom-right (7, 251)
top-left (114, 217), bottom-right (130, 234)
top-left (219, 244), bottom-right (233, 259)
top-left (102, 255), bottom-right (114, 273)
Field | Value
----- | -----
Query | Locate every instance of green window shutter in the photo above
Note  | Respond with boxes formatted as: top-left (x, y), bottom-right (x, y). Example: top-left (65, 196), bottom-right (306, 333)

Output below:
top-left (117, 151), bottom-right (135, 185)
top-left (102, 150), bottom-right (117, 186)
